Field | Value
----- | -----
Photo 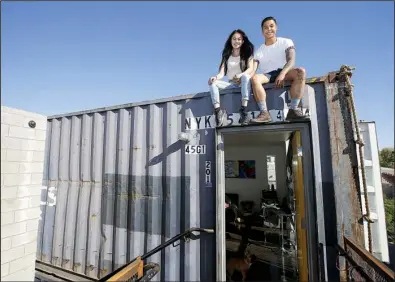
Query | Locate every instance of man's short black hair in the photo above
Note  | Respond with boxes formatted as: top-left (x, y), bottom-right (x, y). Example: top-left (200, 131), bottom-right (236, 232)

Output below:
top-left (261, 16), bottom-right (277, 29)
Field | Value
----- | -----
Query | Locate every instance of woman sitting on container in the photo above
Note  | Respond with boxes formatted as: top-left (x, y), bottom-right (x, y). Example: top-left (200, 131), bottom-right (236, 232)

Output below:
top-left (207, 29), bottom-right (254, 126)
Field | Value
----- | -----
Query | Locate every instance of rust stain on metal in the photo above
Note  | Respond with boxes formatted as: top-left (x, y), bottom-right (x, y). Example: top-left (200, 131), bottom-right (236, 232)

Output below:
top-left (349, 169), bottom-right (360, 238)
top-left (100, 268), bottom-right (108, 276)
top-left (340, 223), bottom-right (348, 282)
top-left (118, 193), bottom-right (159, 200)
top-left (328, 71), bottom-right (338, 83)
top-left (73, 263), bottom-right (81, 272)
top-left (326, 78), bottom-right (365, 256)
top-left (338, 83), bottom-right (364, 246)
top-left (343, 236), bottom-right (395, 281)
top-left (62, 259), bottom-right (70, 268)
top-left (340, 269), bottom-right (348, 282)
top-left (329, 85), bottom-right (341, 165)
top-left (350, 167), bottom-right (364, 243)
top-left (52, 256), bottom-right (59, 266)
top-left (56, 180), bottom-right (101, 184)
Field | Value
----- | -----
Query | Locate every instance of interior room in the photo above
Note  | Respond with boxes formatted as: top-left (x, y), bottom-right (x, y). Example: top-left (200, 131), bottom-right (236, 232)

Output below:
top-left (223, 130), bottom-right (303, 282)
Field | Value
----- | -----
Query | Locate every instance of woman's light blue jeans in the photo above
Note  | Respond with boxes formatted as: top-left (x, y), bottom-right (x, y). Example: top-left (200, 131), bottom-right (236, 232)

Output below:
top-left (209, 74), bottom-right (252, 106)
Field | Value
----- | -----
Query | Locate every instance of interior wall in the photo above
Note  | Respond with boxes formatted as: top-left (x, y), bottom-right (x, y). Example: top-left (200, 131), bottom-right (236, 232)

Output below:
top-left (224, 143), bottom-right (287, 211)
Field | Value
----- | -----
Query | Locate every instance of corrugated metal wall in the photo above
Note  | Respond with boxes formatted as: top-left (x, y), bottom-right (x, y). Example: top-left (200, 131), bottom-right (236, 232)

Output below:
top-left (36, 100), bottom-right (218, 280)
top-left (36, 82), bottom-right (342, 281)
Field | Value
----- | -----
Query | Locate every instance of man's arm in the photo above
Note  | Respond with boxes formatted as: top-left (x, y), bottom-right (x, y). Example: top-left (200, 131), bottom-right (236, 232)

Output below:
top-left (253, 59), bottom-right (260, 73)
top-left (281, 46), bottom-right (296, 75)
top-left (249, 59), bottom-right (259, 76)
top-left (250, 48), bottom-right (261, 77)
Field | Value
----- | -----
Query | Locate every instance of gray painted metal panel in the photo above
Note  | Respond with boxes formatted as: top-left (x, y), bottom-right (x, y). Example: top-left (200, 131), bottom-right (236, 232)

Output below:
top-left (310, 83), bottom-right (339, 281)
top-left (36, 82), bottom-right (348, 281)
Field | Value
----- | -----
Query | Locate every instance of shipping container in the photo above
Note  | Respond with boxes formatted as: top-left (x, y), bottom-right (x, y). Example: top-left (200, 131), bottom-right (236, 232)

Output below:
top-left (36, 69), bottom-right (369, 281)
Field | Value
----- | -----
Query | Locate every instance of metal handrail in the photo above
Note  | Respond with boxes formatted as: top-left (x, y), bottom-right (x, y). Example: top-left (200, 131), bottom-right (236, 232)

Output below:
top-left (338, 236), bottom-right (394, 282)
top-left (100, 227), bottom-right (214, 281)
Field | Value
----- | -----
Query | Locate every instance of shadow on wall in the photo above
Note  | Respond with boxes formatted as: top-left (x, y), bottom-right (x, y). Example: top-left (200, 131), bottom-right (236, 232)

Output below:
top-left (146, 140), bottom-right (184, 167)
top-left (38, 151), bottom-right (215, 280)
top-left (100, 172), bottom-right (215, 280)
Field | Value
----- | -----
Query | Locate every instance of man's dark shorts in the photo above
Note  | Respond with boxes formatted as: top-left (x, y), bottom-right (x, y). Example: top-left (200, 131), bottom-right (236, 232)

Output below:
top-left (264, 68), bottom-right (283, 83)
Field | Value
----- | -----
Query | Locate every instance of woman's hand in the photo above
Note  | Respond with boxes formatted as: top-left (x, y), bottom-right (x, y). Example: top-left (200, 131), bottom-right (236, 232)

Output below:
top-left (208, 76), bottom-right (217, 85)
top-left (232, 75), bottom-right (241, 84)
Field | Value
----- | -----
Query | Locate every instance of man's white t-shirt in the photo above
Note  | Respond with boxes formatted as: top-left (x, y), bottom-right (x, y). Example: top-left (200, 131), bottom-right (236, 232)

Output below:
top-left (254, 37), bottom-right (295, 74)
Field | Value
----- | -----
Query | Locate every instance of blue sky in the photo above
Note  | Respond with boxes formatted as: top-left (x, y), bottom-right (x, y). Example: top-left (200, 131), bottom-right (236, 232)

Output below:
top-left (1, 1), bottom-right (394, 148)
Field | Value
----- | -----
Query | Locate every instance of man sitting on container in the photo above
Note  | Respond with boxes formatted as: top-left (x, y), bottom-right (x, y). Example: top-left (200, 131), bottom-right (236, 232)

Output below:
top-left (250, 16), bottom-right (307, 123)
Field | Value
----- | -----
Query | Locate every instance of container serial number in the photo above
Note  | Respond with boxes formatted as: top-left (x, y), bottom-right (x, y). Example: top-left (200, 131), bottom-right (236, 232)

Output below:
top-left (185, 145), bottom-right (206, 155)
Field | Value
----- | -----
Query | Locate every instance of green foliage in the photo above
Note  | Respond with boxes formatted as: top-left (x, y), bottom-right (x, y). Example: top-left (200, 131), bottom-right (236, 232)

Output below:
top-left (379, 148), bottom-right (395, 168)
top-left (384, 196), bottom-right (395, 244)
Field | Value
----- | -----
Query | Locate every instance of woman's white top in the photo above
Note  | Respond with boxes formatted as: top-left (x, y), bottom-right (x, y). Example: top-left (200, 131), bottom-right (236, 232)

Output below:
top-left (226, 55), bottom-right (242, 80)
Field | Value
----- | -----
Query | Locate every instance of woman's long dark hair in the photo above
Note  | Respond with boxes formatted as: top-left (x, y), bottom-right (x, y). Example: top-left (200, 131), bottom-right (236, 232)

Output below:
top-left (219, 29), bottom-right (254, 75)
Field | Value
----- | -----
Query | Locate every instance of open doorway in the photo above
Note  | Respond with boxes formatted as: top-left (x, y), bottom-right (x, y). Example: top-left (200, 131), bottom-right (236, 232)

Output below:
top-left (216, 124), bottom-right (315, 282)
